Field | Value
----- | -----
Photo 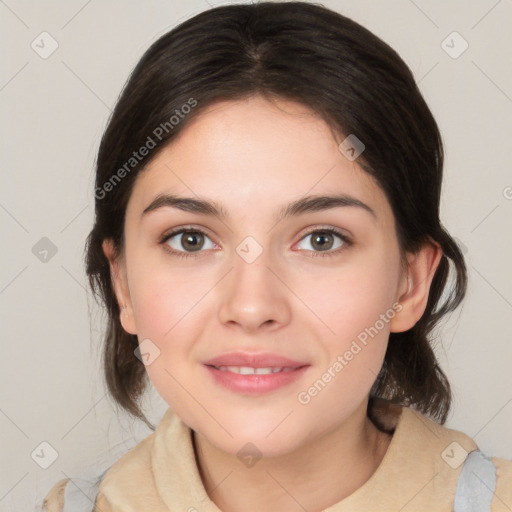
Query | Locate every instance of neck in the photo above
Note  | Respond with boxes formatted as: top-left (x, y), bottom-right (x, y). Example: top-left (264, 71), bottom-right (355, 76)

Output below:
top-left (193, 400), bottom-right (392, 512)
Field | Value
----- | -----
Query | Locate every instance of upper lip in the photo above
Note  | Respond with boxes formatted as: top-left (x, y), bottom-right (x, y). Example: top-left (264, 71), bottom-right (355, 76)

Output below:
top-left (204, 352), bottom-right (308, 369)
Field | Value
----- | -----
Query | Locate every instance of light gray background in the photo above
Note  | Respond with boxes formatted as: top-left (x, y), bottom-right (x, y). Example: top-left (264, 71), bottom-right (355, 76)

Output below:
top-left (1, 0), bottom-right (511, 510)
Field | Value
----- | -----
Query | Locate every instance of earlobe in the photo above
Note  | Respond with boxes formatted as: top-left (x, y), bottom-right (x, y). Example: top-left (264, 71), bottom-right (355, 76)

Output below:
top-left (102, 239), bottom-right (138, 335)
top-left (119, 304), bottom-right (136, 334)
top-left (390, 241), bottom-right (442, 333)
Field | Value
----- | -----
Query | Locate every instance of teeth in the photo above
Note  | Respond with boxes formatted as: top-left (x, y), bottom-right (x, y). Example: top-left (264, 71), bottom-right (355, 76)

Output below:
top-left (216, 366), bottom-right (291, 375)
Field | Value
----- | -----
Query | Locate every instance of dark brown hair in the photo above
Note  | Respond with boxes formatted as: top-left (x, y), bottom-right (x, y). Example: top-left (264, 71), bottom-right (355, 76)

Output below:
top-left (85, 1), bottom-right (466, 430)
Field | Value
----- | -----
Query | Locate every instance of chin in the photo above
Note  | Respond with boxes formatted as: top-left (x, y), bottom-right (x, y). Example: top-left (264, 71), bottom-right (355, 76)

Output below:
top-left (198, 415), bottom-right (309, 459)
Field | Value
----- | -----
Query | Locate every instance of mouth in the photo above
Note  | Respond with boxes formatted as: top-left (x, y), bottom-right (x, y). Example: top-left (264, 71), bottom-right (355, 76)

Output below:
top-left (202, 353), bottom-right (310, 394)
top-left (203, 351), bottom-right (308, 369)
top-left (206, 365), bottom-right (304, 375)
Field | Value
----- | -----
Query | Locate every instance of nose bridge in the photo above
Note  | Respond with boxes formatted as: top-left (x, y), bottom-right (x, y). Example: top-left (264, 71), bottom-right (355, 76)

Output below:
top-left (217, 238), bottom-right (291, 331)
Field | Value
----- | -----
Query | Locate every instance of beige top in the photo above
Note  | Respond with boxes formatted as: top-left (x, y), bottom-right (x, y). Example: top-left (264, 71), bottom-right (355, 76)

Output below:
top-left (43, 400), bottom-right (512, 511)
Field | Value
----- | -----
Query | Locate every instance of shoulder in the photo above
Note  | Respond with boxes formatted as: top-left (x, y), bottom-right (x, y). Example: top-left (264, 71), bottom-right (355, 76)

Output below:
top-left (94, 409), bottom-right (182, 508)
top-left (400, 406), bottom-right (512, 510)
top-left (42, 471), bottom-right (114, 512)
top-left (41, 436), bottom-right (156, 512)
top-left (371, 398), bottom-right (479, 456)
top-left (42, 433), bottom-right (156, 511)
top-left (42, 411), bottom-right (175, 511)
top-left (368, 400), bottom-right (511, 509)
top-left (401, 405), bottom-right (479, 453)
top-left (491, 456), bottom-right (512, 511)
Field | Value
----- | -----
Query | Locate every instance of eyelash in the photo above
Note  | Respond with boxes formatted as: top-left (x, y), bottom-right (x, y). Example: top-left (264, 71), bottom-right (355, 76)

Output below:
top-left (159, 226), bottom-right (352, 260)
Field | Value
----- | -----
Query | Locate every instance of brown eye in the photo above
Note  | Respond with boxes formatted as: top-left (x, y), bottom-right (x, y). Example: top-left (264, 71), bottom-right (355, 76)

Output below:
top-left (296, 228), bottom-right (351, 257)
top-left (180, 231), bottom-right (205, 251)
top-left (162, 229), bottom-right (215, 254)
top-left (310, 231), bottom-right (335, 251)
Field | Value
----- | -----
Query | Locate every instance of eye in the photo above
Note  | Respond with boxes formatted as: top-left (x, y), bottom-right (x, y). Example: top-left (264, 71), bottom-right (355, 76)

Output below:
top-left (160, 227), bottom-right (216, 258)
top-left (159, 226), bottom-right (352, 259)
top-left (296, 228), bottom-right (351, 257)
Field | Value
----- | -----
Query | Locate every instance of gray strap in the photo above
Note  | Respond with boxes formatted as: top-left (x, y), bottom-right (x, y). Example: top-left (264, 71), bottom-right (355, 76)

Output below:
top-left (62, 467), bottom-right (110, 512)
top-left (453, 449), bottom-right (497, 512)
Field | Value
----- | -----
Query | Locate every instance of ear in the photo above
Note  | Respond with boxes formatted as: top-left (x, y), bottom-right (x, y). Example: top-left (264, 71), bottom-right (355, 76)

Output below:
top-left (102, 239), bottom-right (137, 335)
top-left (390, 240), bottom-right (443, 333)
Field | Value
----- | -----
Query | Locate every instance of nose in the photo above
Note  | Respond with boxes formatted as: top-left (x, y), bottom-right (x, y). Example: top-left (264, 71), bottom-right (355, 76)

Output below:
top-left (217, 249), bottom-right (292, 333)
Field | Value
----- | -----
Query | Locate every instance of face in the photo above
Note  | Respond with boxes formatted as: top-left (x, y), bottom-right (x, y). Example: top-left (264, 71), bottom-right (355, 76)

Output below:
top-left (108, 95), bottom-right (416, 458)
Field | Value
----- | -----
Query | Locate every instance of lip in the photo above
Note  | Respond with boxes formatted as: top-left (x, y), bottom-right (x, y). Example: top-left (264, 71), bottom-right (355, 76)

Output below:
top-left (204, 365), bottom-right (309, 394)
top-left (203, 352), bottom-right (308, 368)
top-left (203, 352), bottom-right (310, 395)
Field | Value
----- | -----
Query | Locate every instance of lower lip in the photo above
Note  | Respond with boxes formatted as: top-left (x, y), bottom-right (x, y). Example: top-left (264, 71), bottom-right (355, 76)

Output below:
top-left (204, 365), bottom-right (309, 394)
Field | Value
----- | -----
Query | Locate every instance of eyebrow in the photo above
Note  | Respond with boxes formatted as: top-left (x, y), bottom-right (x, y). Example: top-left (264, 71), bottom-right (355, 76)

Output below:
top-left (142, 193), bottom-right (376, 222)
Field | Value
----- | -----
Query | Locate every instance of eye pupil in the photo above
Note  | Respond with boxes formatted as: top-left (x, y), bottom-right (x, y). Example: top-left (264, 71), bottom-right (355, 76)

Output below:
top-left (312, 232), bottom-right (333, 251)
top-left (182, 232), bottom-right (203, 251)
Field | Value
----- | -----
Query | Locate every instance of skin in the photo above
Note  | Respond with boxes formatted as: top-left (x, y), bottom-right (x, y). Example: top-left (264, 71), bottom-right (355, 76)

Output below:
top-left (104, 95), bottom-right (441, 512)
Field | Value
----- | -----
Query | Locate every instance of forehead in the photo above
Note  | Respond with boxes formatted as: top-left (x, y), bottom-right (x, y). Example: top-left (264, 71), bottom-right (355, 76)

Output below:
top-left (126, 96), bottom-right (392, 224)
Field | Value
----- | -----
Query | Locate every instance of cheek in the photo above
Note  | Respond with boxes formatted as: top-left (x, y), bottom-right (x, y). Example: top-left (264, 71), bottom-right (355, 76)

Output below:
top-left (297, 276), bottom-right (397, 422)
top-left (308, 250), bottom-right (401, 343)
top-left (129, 254), bottom-right (209, 339)
top-left (126, 256), bottom-right (216, 395)
top-left (297, 249), bottom-right (401, 399)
